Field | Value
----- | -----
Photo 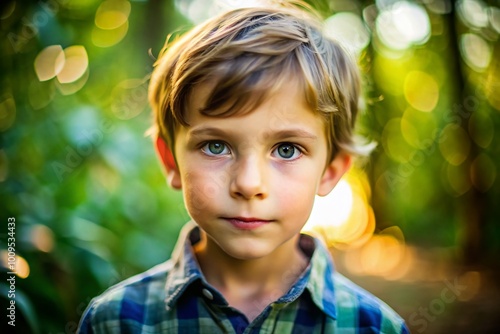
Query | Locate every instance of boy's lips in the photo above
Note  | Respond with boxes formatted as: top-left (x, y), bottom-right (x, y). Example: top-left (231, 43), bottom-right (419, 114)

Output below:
top-left (222, 217), bottom-right (273, 230)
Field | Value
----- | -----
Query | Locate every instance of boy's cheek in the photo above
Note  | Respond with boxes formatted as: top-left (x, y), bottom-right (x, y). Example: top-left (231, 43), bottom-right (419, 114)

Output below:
top-left (183, 178), bottom-right (219, 217)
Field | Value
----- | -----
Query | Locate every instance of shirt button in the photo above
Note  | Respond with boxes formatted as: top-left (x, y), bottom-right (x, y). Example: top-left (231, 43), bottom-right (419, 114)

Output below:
top-left (202, 288), bottom-right (214, 300)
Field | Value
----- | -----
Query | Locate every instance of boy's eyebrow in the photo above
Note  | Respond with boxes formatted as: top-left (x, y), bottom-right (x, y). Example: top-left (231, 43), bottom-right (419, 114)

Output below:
top-left (187, 126), bottom-right (318, 141)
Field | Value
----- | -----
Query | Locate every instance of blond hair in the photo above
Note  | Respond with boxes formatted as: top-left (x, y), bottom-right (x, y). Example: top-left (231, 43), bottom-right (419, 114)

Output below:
top-left (149, 4), bottom-right (368, 161)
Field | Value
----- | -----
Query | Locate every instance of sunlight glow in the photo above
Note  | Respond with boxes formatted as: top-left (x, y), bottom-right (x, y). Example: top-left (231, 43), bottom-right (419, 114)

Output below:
top-left (457, 0), bottom-right (488, 28)
top-left (306, 180), bottom-right (353, 229)
top-left (343, 226), bottom-right (411, 280)
top-left (30, 224), bottom-right (55, 253)
top-left (324, 12), bottom-right (370, 55)
top-left (303, 170), bottom-right (375, 249)
top-left (1, 251), bottom-right (30, 279)
top-left (376, 1), bottom-right (430, 50)
top-left (56, 46), bottom-right (88, 84)
top-left (460, 33), bottom-right (492, 72)
top-left (34, 45), bottom-right (65, 82)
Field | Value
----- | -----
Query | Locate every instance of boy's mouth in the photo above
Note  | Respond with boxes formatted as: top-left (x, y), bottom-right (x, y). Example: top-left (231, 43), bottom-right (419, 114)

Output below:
top-left (222, 217), bottom-right (273, 230)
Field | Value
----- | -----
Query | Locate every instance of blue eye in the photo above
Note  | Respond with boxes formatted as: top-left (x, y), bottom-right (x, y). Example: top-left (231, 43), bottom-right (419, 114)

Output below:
top-left (274, 143), bottom-right (301, 160)
top-left (202, 141), bottom-right (229, 156)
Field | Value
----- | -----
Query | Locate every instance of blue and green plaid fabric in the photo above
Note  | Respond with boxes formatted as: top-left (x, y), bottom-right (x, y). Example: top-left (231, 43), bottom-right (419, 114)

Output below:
top-left (78, 222), bottom-right (409, 333)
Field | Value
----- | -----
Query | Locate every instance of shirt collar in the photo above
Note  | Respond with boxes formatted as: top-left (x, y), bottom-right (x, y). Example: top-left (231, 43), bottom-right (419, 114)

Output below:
top-left (164, 222), bottom-right (337, 319)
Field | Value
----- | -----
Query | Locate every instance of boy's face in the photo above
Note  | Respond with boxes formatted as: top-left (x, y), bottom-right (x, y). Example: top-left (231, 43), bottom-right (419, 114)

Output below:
top-left (162, 79), bottom-right (350, 261)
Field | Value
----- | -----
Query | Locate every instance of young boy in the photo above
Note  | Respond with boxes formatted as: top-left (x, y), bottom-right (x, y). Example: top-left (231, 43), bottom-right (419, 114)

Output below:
top-left (78, 3), bottom-right (409, 333)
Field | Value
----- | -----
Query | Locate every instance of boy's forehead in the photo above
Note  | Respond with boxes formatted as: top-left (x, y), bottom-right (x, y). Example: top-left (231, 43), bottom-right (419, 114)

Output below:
top-left (184, 76), bottom-right (311, 124)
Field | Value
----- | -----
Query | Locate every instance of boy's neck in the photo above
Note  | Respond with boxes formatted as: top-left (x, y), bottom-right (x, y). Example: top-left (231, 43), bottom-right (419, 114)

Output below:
top-left (193, 231), bottom-right (309, 320)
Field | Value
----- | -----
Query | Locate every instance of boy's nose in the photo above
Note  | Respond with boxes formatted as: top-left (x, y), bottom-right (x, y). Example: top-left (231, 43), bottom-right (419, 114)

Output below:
top-left (230, 156), bottom-right (268, 200)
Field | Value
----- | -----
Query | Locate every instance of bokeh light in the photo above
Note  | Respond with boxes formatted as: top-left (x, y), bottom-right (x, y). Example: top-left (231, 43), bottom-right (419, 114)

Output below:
top-left (457, 0), bottom-right (489, 28)
top-left (490, 7), bottom-right (500, 33)
top-left (324, 12), bottom-right (370, 55)
top-left (93, 0), bottom-right (131, 49)
top-left (343, 226), bottom-right (412, 280)
top-left (376, 1), bottom-right (431, 50)
top-left (404, 71), bottom-right (439, 112)
top-left (0, 251), bottom-right (30, 279)
top-left (56, 45), bottom-right (89, 84)
top-left (92, 21), bottom-right (129, 48)
top-left (304, 169), bottom-right (375, 250)
top-left (34, 45), bottom-right (65, 82)
top-left (460, 33), bottom-right (492, 72)
top-left (95, 0), bottom-right (131, 30)
top-left (29, 224), bottom-right (55, 253)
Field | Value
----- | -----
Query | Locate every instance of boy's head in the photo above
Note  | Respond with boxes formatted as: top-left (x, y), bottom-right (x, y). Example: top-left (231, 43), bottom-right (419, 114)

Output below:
top-left (148, 3), bottom-right (365, 260)
top-left (149, 4), bottom-right (364, 163)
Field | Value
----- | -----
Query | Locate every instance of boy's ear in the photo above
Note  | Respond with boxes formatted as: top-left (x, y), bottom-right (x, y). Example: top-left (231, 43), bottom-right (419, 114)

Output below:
top-left (155, 136), bottom-right (182, 189)
top-left (317, 151), bottom-right (352, 196)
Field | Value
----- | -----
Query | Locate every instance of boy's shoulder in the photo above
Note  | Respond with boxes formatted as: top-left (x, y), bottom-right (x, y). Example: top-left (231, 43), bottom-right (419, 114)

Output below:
top-left (305, 236), bottom-right (408, 333)
top-left (330, 271), bottom-right (409, 333)
top-left (78, 261), bottom-right (173, 332)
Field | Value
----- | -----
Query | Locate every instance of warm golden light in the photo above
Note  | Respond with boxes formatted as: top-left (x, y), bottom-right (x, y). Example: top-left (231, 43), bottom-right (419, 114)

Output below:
top-left (404, 71), bottom-right (439, 112)
top-left (15, 255), bottom-right (30, 279)
top-left (0, 251), bottom-right (30, 279)
top-left (30, 224), bottom-right (55, 253)
top-left (457, 271), bottom-right (481, 301)
top-left (56, 45), bottom-right (89, 84)
top-left (304, 169), bottom-right (375, 249)
top-left (344, 226), bottom-right (410, 279)
top-left (305, 179), bottom-right (353, 229)
top-left (34, 45), bottom-right (65, 82)
top-left (95, 0), bottom-right (131, 30)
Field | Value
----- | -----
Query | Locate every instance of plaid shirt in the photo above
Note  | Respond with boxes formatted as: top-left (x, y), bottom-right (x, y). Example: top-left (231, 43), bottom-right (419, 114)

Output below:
top-left (78, 222), bottom-right (409, 333)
